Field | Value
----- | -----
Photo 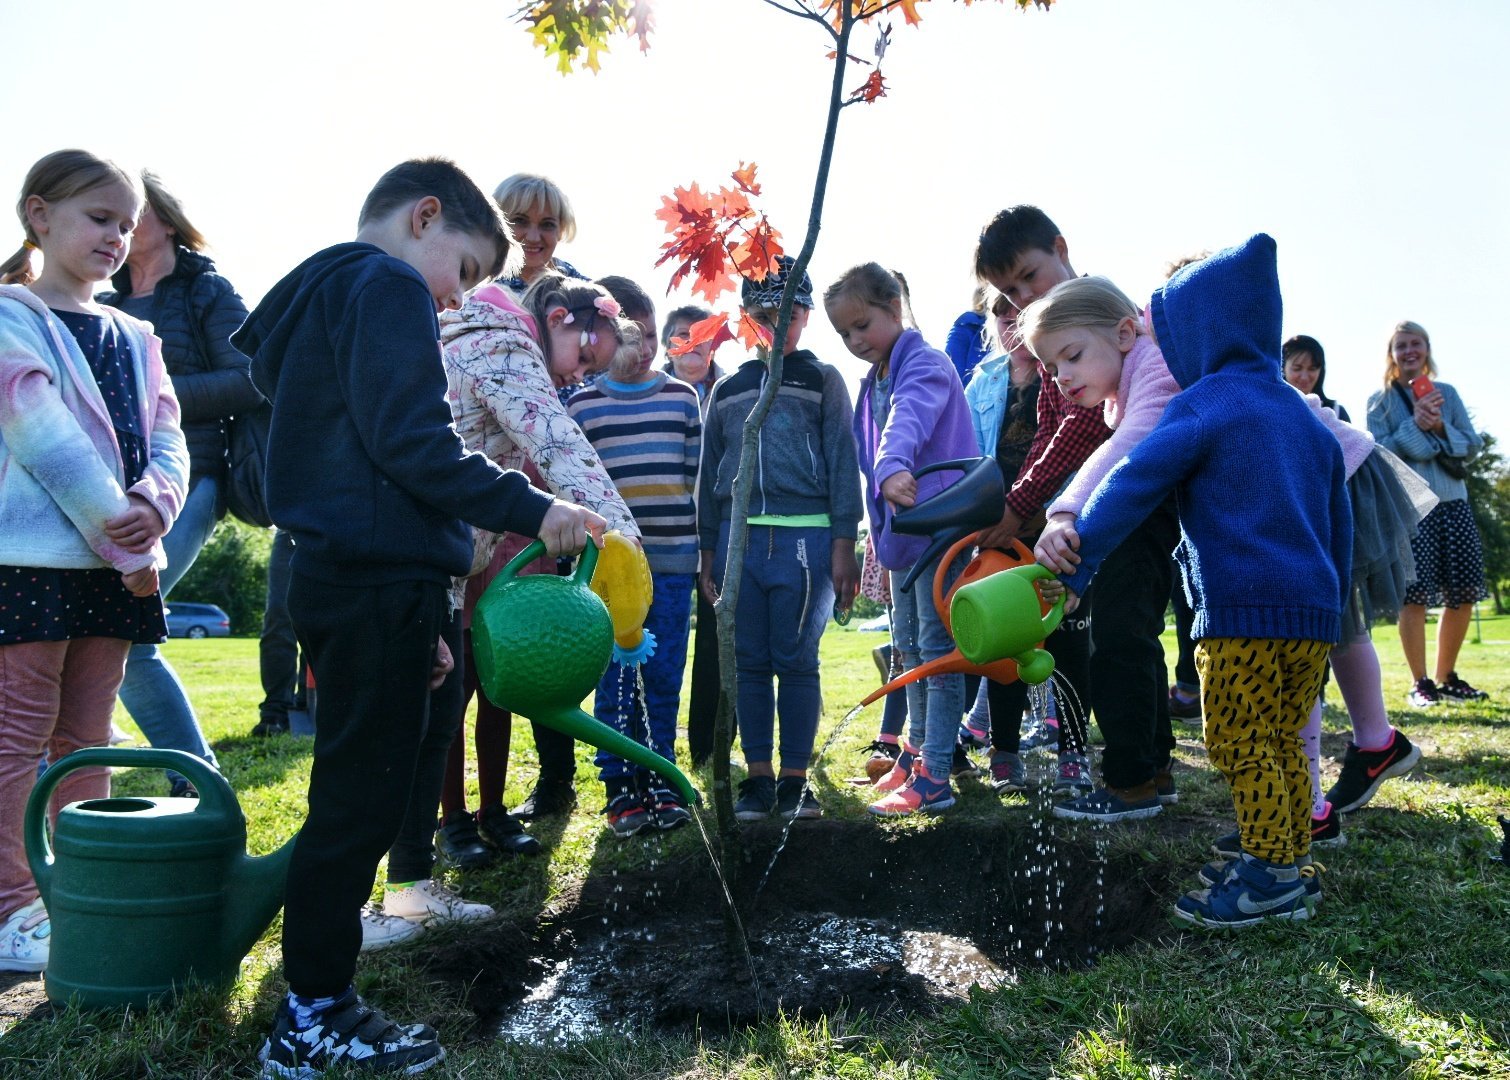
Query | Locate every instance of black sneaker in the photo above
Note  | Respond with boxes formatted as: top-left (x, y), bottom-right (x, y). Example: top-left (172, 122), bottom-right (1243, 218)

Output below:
top-left (167, 778), bottom-right (199, 800)
top-left (734, 775), bottom-right (777, 821)
top-left (511, 777), bottom-right (577, 821)
top-left (437, 810), bottom-right (498, 869)
top-left (1326, 729), bottom-right (1422, 813)
top-left (1167, 686), bottom-right (1202, 724)
top-left (1438, 671), bottom-right (1489, 701)
top-left (605, 791), bottom-right (652, 838)
top-left (250, 715), bottom-right (290, 738)
top-left (774, 776), bottom-right (822, 820)
top-left (951, 742), bottom-right (980, 780)
top-left (259, 993), bottom-right (444, 1079)
top-left (1311, 801), bottom-right (1346, 848)
top-left (1407, 677), bottom-right (1441, 708)
top-left (476, 804), bottom-right (542, 857)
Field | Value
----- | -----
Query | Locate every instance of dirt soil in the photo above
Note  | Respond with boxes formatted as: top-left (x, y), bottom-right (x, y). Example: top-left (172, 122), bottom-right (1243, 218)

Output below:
top-left (424, 817), bottom-right (1184, 1041)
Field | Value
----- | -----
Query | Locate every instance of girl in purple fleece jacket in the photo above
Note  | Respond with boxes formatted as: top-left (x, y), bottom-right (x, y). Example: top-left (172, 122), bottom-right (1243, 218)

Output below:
top-left (825, 263), bottom-right (977, 816)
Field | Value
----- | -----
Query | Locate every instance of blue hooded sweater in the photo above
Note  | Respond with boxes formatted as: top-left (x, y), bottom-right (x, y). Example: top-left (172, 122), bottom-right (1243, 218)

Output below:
top-left (234, 243), bottom-right (553, 586)
top-left (1060, 234), bottom-right (1351, 643)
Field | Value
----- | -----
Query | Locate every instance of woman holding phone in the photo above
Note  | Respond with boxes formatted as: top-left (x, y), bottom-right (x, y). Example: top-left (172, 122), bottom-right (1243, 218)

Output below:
top-left (1366, 320), bottom-right (1488, 707)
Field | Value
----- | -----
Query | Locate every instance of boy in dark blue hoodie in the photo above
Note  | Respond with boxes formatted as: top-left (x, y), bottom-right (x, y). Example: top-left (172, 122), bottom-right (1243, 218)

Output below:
top-left (234, 158), bottom-right (605, 1077)
top-left (1039, 234), bottom-right (1351, 928)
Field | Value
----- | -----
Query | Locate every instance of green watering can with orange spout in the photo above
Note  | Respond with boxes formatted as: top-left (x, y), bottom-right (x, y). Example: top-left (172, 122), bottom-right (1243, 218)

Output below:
top-left (949, 563), bottom-right (1066, 685)
top-left (470, 534), bottom-right (699, 806)
top-left (25, 748), bottom-right (295, 1008)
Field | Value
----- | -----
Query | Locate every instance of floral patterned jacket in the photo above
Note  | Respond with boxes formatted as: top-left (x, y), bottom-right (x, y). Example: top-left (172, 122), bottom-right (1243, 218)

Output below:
top-left (438, 284), bottom-right (637, 606)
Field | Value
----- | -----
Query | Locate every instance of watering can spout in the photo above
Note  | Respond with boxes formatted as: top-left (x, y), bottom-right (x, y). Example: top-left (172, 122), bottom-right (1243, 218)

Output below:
top-left (224, 833), bottom-right (297, 960)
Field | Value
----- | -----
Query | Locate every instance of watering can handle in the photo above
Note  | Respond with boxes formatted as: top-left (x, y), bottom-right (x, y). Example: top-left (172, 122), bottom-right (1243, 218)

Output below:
top-left (496, 536), bottom-right (601, 586)
top-left (23, 748), bottom-right (237, 895)
top-left (1016, 563), bottom-right (1068, 638)
top-left (932, 532), bottom-right (1035, 628)
top-left (911, 457), bottom-right (980, 482)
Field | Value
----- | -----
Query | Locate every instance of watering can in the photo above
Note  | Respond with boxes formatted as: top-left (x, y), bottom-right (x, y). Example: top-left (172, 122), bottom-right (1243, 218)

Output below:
top-left (860, 533), bottom-right (1058, 706)
top-left (950, 562), bottom-right (1065, 685)
top-left (890, 457), bottom-right (1005, 593)
top-left (24, 748), bottom-right (295, 1008)
top-left (470, 536), bottom-right (698, 806)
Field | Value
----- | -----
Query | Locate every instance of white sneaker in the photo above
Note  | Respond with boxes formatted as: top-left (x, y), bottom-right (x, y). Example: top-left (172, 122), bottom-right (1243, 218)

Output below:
top-left (0, 898), bottom-right (49, 973)
top-left (108, 723), bottom-right (135, 746)
top-left (383, 879), bottom-right (494, 925)
top-left (358, 905), bottom-right (425, 952)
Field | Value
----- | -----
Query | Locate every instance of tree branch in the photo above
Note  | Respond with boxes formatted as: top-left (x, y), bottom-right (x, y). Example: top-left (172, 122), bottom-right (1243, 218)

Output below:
top-left (758, 0), bottom-right (839, 39)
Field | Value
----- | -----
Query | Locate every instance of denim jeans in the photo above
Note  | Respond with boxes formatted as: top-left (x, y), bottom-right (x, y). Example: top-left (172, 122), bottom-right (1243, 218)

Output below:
top-left (888, 547), bottom-right (966, 779)
top-left (259, 529), bottom-right (298, 723)
top-left (117, 476), bottom-right (220, 776)
top-left (594, 572), bottom-right (695, 782)
top-left (714, 521), bottom-right (834, 772)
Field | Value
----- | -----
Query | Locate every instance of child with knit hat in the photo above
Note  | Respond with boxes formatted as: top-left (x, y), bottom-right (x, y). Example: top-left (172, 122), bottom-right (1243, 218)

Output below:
top-left (1034, 234), bottom-right (1352, 927)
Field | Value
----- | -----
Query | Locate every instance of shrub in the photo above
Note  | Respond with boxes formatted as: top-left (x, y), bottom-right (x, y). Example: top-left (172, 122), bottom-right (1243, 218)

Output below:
top-left (173, 519), bottom-right (272, 634)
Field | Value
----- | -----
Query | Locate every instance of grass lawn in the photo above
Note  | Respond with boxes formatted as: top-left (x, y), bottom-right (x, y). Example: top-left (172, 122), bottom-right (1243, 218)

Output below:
top-left (2, 611), bottom-right (1507, 1078)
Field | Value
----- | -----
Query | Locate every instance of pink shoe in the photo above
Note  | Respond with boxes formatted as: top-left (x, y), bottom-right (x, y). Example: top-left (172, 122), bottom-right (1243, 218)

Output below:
top-left (872, 742), bottom-right (917, 791)
top-left (867, 759), bottom-right (956, 816)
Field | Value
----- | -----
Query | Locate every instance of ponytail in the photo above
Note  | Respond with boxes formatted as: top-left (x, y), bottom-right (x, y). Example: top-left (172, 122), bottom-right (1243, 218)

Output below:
top-left (0, 240), bottom-right (37, 285)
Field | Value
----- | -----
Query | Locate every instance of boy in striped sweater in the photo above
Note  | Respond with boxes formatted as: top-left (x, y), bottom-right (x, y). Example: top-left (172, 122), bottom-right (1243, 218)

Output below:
top-left (568, 321), bottom-right (702, 835)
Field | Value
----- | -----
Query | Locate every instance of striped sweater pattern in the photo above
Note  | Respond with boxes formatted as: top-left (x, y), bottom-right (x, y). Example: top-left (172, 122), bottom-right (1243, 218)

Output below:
top-left (568, 373), bottom-right (702, 574)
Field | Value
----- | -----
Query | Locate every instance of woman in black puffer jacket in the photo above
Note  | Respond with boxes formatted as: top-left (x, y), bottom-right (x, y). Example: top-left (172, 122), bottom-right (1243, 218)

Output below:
top-left (102, 171), bottom-right (263, 790)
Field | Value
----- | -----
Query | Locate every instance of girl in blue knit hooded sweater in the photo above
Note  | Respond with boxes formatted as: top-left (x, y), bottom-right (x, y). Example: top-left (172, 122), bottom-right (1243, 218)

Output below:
top-left (1036, 234), bottom-right (1352, 928)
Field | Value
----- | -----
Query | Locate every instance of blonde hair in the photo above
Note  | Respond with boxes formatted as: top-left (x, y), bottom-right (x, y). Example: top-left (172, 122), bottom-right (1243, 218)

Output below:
top-left (141, 169), bottom-right (207, 252)
top-left (1016, 276), bottom-right (1141, 355)
top-left (606, 324), bottom-right (645, 379)
top-left (493, 173), bottom-right (577, 243)
top-left (823, 262), bottom-right (902, 313)
top-left (2, 149), bottom-right (141, 286)
top-left (1383, 320), bottom-right (1437, 390)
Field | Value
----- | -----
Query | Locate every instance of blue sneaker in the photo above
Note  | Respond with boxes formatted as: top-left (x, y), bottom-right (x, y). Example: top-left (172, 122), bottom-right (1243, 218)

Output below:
top-left (1175, 853), bottom-right (1313, 928)
top-left (1052, 780), bottom-right (1162, 823)
top-left (957, 719), bottom-right (990, 751)
top-left (1019, 719), bottom-right (1060, 755)
top-left (734, 775), bottom-right (777, 822)
top-left (1199, 852), bottom-right (1324, 906)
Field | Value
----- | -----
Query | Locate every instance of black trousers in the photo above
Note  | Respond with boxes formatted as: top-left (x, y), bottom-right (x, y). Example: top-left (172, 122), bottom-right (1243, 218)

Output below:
top-left (1090, 497), bottom-right (1181, 789)
top-left (282, 573), bottom-right (446, 997)
top-left (686, 589), bottom-right (721, 766)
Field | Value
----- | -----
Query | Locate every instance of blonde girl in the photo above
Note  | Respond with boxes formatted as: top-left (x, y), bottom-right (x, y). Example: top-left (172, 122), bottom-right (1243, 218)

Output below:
top-left (0, 150), bottom-right (188, 972)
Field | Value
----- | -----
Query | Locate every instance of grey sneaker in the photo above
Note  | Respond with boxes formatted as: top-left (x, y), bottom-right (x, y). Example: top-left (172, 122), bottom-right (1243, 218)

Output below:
top-left (989, 751), bottom-right (1028, 795)
top-left (259, 993), bottom-right (444, 1079)
top-left (1052, 751), bottom-right (1093, 797)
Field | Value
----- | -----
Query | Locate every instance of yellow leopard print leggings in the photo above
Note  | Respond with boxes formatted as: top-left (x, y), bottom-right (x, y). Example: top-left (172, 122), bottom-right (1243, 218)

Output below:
top-left (1196, 637), bottom-right (1332, 864)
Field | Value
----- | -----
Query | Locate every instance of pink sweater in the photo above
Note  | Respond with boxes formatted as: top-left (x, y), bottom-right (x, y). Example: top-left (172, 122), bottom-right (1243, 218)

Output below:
top-left (1049, 335), bottom-right (1179, 518)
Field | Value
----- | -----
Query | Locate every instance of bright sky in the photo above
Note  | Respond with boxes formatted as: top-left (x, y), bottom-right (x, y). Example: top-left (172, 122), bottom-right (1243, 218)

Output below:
top-left (5, 0), bottom-right (1506, 440)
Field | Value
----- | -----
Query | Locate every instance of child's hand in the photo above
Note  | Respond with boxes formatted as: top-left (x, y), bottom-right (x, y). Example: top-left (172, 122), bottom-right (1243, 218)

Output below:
top-left (1036, 576), bottom-right (1066, 604)
top-left (977, 506), bottom-right (1025, 551)
top-left (429, 634), bottom-right (455, 690)
top-left (1034, 513), bottom-right (1082, 574)
top-left (1063, 588), bottom-right (1081, 614)
top-left (121, 565), bottom-right (159, 597)
top-left (105, 496), bottom-right (166, 555)
top-left (699, 550), bottom-right (720, 607)
top-left (538, 500), bottom-right (607, 558)
top-left (880, 470), bottom-right (917, 510)
top-left (831, 538), bottom-right (860, 614)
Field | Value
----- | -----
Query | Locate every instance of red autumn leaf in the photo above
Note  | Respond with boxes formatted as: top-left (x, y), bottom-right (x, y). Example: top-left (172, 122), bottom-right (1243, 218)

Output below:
top-left (668, 313), bottom-right (736, 357)
top-left (894, 0), bottom-right (924, 26)
top-left (823, 50), bottom-right (870, 65)
top-left (654, 182), bottom-right (713, 232)
top-left (735, 310), bottom-right (774, 352)
top-left (729, 216), bottom-right (785, 281)
top-left (731, 161), bottom-right (763, 196)
top-left (850, 69), bottom-right (888, 103)
top-left (712, 185), bottom-right (753, 223)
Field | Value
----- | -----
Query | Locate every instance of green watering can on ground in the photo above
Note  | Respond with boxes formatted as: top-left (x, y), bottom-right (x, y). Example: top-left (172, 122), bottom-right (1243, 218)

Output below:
top-left (24, 748), bottom-right (295, 1008)
top-left (470, 538), bottom-right (699, 806)
top-left (949, 563), bottom-right (1066, 685)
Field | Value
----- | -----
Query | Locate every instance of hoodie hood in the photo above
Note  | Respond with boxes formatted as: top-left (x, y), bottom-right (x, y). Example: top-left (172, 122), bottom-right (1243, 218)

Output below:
top-left (438, 283), bottom-right (539, 352)
top-left (235, 242), bottom-right (407, 398)
top-left (1149, 233), bottom-right (1283, 391)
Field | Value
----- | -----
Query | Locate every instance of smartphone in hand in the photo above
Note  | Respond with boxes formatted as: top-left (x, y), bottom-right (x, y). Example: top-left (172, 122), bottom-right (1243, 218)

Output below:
top-left (1411, 374), bottom-right (1437, 399)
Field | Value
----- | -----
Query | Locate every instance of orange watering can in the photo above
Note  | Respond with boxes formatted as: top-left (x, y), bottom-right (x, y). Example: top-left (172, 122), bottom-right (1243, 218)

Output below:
top-left (860, 532), bottom-right (1057, 706)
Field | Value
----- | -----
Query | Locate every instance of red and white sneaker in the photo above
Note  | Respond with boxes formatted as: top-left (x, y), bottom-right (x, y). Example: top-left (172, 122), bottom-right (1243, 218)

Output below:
top-left (867, 759), bottom-right (956, 817)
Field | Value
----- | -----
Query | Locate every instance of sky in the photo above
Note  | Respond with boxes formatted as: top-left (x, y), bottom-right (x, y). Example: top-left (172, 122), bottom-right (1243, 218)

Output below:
top-left (4, 0), bottom-right (1506, 440)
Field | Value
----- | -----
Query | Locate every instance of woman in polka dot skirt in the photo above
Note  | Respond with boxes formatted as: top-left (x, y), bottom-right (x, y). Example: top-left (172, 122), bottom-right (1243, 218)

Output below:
top-left (1365, 321), bottom-right (1490, 708)
top-left (0, 150), bottom-right (188, 973)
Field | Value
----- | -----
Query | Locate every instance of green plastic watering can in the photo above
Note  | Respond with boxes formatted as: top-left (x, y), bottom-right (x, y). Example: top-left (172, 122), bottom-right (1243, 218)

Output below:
top-left (25, 748), bottom-right (294, 1008)
top-left (470, 538), bottom-right (698, 805)
top-left (948, 563), bottom-right (1066, 685)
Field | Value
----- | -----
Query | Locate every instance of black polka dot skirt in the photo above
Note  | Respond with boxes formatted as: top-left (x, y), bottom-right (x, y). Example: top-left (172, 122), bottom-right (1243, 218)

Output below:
top-left (1403, 499), bottom-right (1488, 610)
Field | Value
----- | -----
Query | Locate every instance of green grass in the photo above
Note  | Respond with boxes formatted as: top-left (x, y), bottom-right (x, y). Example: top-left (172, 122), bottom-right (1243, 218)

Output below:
top-left (3, 613), bottom-right (1508, 1078)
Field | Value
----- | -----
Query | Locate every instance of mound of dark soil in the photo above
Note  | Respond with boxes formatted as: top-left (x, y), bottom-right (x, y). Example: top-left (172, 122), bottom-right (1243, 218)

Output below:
top-left (426, 817), bottom-right (1179, 1041)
